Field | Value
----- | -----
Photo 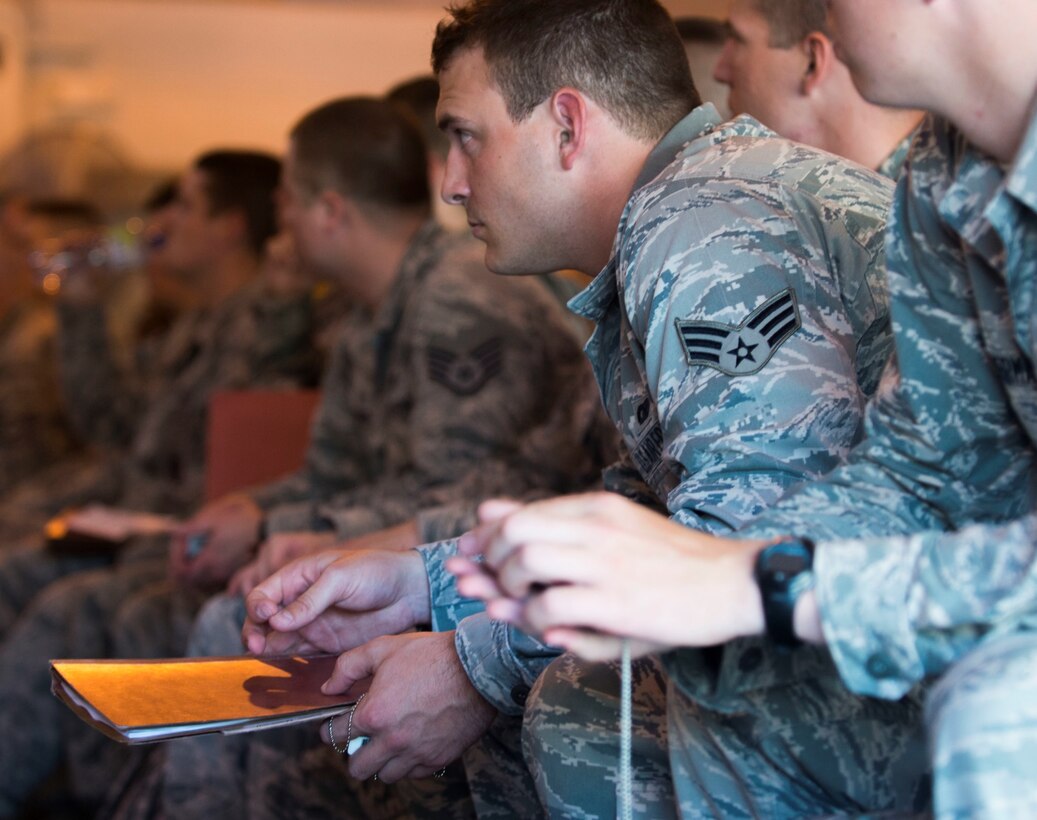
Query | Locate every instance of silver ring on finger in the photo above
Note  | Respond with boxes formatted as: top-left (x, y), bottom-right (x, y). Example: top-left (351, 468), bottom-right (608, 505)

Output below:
top-left (327, 714), bottom-right (348, 755)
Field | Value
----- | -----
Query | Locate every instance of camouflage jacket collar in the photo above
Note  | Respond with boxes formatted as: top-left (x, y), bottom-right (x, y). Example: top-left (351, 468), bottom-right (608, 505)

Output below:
top-left (876, 130), bottom-right (915, 181)
top-left (935, 107), bottom-right (1037, 272)
top-left (632, 103), bottom-right (724, 192)
top-left (570, 104), bottom-right (757, 322)
top-left (370, 219), bottom-right (445, 334)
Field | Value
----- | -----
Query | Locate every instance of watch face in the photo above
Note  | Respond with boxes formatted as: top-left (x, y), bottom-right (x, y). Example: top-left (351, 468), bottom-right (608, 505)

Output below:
top-left (768, 550), bottom-right (808, 575)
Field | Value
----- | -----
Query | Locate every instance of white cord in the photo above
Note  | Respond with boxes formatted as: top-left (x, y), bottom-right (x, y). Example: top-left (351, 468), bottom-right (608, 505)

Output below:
top-left (618, 639), bottom-right (633, 820)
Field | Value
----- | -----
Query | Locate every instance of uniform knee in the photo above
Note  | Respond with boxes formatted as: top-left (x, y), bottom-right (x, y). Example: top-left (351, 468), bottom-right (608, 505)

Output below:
top-left (189, 593), bottom-right (248, 656)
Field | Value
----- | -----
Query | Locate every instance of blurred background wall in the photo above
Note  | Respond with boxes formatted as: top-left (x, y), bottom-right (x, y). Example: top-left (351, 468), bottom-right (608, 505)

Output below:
top-left (0, 0), bottom-right (725, 212)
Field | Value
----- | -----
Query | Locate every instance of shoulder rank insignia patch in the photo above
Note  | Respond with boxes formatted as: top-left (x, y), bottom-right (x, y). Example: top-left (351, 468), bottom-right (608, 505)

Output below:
top-left (675, 289), bottom-right (801, 377)
top-left (428, 337), bottom-right (504, 396)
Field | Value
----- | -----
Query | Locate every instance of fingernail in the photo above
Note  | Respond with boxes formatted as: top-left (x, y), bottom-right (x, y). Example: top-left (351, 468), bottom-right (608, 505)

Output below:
top-left (272, 608), bottom-right (294, 626)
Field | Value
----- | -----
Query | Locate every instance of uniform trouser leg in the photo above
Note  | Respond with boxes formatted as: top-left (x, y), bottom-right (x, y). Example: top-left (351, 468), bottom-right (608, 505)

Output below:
top-left (0, 542), bottom-right (109, 637)
top-left (462, 712), bottom-right (543, 818)
top-left (521, 654), bottom-right (676, 820)
top-left (926, 631), bottom-right (1037, 819)
top-left (667, 672), bottom-right (930, 818)
top-left (0, 558), bottom-right (165, 817)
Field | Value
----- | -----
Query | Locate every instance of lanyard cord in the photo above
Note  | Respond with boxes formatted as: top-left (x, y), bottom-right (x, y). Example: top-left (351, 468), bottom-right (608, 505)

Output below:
top-left (618, 639), bottom-right (633, 820)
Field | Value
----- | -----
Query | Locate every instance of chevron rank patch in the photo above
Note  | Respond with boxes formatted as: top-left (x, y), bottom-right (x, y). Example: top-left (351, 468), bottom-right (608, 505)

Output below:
top-left (427, 337), bottom-right (504, 395)
top-left (675, 289), bottom-right (801, 376)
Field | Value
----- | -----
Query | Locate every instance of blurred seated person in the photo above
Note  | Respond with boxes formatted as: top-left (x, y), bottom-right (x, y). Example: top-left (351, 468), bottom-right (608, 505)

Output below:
top-left (0, 180), bottom-right (195, 545)
top-left (0, 149), bottom-right (324, 638)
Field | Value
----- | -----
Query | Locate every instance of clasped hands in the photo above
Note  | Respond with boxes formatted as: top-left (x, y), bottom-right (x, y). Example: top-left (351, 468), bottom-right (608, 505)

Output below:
top-left (448, 492), bottom-right (768, 661)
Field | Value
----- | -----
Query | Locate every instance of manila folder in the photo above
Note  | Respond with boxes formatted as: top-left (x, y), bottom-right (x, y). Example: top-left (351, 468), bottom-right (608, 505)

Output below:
top-left (51, 655), bottom-right (355, 744)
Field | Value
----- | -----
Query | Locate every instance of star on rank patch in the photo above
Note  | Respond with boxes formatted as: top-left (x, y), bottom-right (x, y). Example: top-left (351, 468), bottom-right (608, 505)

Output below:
top-left (675, 289), bottom-right (801, 376)
top-left (427, 337), bottom-right (504, 396)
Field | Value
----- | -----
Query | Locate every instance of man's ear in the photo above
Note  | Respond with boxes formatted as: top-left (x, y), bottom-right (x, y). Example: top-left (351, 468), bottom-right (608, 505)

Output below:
top-left (801, 32), bottom-right (835, 96)
top-left (549, 88), bottom-right (588, 171)
top-left (317, 189), bottom-right (350, 231)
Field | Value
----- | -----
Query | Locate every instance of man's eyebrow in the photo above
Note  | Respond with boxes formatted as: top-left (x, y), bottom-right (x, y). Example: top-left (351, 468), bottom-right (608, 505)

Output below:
top-left (437, 113), bottom-right (462, 132)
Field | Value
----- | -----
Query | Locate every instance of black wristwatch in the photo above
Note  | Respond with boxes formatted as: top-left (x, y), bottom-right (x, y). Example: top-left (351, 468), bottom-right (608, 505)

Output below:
top-left (753, 537), bottom-right (815, 648)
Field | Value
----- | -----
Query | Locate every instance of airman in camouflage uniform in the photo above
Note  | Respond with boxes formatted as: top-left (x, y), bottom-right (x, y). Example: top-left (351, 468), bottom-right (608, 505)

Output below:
top-left (688, 109), bottom-right (1037, 818)
top-left (457, 104), bottom-right (905, 818)
top-left (230, 4), bottom-right (900, 815)
top-left (0, 276), bottom-right (320, 634)
top-left (98, 219), bottom-right (611, 818)
top-left (0, 151), bottom-right (324, 817)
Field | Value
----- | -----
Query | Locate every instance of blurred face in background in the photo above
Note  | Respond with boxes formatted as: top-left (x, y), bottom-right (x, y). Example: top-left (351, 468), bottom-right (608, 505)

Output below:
top-left (143, 197), bottom-right (200, 311)
top-left (163, 167), bottom-right (232, 278)
top-left (713, 0), bottom-right (808, 135)
top-left (260, 230), bottom-right (312, 296)
top-left (277, 143), bottom-right (340, 282)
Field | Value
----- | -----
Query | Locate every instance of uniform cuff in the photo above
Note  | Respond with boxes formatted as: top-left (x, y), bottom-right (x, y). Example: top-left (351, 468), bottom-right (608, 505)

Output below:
top-left (815, 536), bottom-right (925, 699)
top-left (418, 539), bottom-right (484, 632)
top-left (455, 612), bottom-right (562, 716)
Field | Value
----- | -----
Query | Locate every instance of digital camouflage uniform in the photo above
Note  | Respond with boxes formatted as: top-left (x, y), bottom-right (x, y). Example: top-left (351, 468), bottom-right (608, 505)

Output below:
top-left (0, 280), bottom-right (322, 817)
top-left (109, 222), bottom-right (615, 820)
top-left (686, 111), bottom-right (1037, 817)
top-left (876, 130), bottom-right (916, 181)
top-left (247, 221), bottom-right (610, 539)
top-left (0, 292), bottom-right (78, 497)
top-left (412, 105), bottom-right (904, 818)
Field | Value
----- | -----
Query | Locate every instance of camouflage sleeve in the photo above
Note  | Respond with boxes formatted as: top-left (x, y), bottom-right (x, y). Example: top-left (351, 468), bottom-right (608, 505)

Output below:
top-left (416, 538), bottom-right (560, 714)
top-left (622, 181), bottom-right (879, 534)
top-left (815, 513), bottom-right (1037, 699)
top-left (444, 518), bottom-right (580, 712)
top-left (454, 613), bottom-right (562, 716)
top-left (418, 538), bottom-right (484, 631)
top-left (56, 301), bottom-right (145, 448)
top-left (739, 120), bottom-right (1035, 545)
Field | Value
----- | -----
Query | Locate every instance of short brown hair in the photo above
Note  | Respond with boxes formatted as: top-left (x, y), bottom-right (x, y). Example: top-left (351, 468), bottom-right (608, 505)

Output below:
top-left (290, 96), bottom-right (430, 214)
top-left (753, 0), bottom-right (828, 48)
top-left (431, 0), bottom-right (700, 142)
top-left (195, 150), bottom-right (281, 256)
